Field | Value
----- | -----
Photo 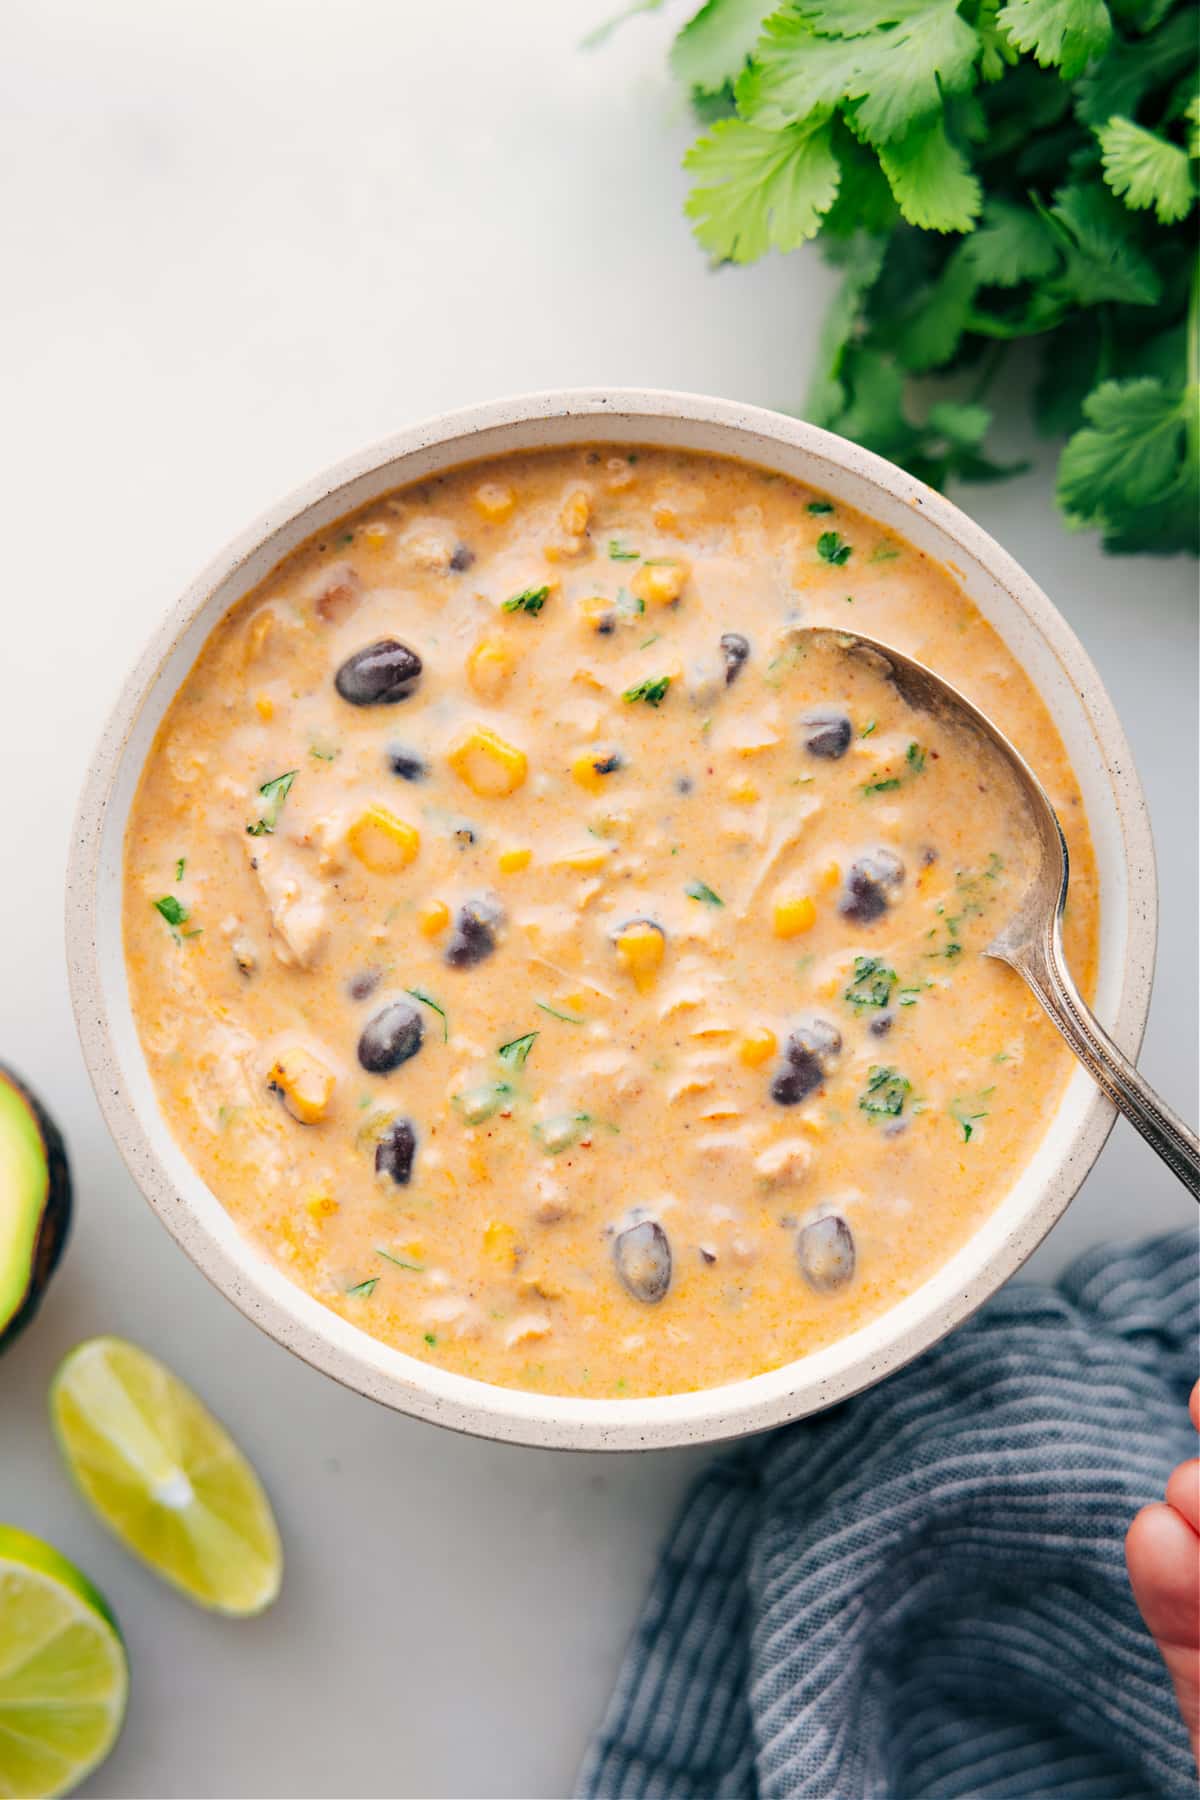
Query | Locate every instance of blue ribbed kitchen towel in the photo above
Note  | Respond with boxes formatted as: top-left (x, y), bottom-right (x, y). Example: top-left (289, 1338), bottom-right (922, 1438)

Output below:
top-left (579, 1231), bottom-right (1199, 1800)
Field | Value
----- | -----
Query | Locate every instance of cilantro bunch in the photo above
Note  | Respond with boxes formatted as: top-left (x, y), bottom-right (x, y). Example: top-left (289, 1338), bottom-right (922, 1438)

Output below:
top-left (609, 0), bottom-right (1199, 554)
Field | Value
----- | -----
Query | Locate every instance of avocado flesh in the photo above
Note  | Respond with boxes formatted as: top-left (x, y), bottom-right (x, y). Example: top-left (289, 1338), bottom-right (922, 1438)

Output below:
top-left (0, 1067), bottom-right (71, 1349)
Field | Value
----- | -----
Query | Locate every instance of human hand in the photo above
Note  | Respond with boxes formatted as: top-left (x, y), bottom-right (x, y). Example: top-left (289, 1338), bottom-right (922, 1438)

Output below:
top-left (1126, 1381), bottom-right (1200, 1770)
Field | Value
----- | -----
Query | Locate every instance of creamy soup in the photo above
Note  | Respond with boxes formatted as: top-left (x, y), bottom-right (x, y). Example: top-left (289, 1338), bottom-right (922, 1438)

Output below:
top-left (123, 447), bottom-right (1098, 1398)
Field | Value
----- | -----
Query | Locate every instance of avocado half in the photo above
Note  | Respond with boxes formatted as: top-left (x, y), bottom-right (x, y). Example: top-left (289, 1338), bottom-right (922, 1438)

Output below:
top-left (0, 1064), bottom-right (71, 1351)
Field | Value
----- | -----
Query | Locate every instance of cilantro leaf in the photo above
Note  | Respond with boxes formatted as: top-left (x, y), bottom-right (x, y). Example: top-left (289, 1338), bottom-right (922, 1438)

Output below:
top-left (963, 198), bottom-right (1059, 286)
top-left (1058, 376), bottom-right (1199, 554)
top-left (684, 117), bottom-right (840, 260)
top-left (503, 585), bottom-right (550, 615)
top-left (1043, 183), bottom-right (1162, 308)
top-left (153, 895), bottom-right (188, 929)
top-left (1097, 118), bottom-right (1195, 225)
top-left (623, 674), bottom-right (672, 705)
top-left (995, 0), bottom-right (1112, 81)
top-left (670, 0), bottom-right (775, 97)
top-left (498, 1031), bottom-right (538, 1069)
top-left (878, 117), bottom-right (983, 232)
top-left (806, 231), bottom-right (888, 420)
top-left (745, 2), bottom-right (980, 146)
top-left (246, 770), bottom-right (297, 837)
top-left (817, 529), bottom-right (853, 563)
top-left (1075, 7), bottom-right (1196, 127)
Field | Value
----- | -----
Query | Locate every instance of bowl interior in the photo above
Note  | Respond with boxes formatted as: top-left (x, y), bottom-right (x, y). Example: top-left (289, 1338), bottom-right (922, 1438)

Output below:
top-left (69, 392), bottom-right (1154, 1450)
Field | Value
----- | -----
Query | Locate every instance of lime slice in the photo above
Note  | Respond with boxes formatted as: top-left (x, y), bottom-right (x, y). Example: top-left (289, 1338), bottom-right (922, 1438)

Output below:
top-left (0, 1523), bottom-right (128, 1798)
top-left (50, 1338), bottom-right (281, 1617)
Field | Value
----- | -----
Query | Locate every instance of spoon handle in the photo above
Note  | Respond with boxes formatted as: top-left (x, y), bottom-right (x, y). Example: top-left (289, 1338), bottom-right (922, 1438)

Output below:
top-left (1001, 926), bottom-right (1200, 1199)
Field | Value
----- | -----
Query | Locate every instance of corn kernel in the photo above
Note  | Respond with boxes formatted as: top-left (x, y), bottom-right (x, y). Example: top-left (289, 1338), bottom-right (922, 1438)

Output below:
top-left (305, 1190), bottom-right (339, 1220)
top-left (498, 846), bottom-right (532, 874)
top-left (448, 726), bottom-right (528, 797)
top-left (577, 594), bottom-right (615, 632)
top-left (473, 482), bottom-right (516, 523)
top-left (255, 692), bottom-right (274, 722)
top-left (553, 845), bottom-right (611, 872)
top-left (820, 861), bottom-right (841, 890)
top-left (347, 805), bottom-right (420, 874)
top-left (268, 1047), bottom-right (335, 1125)
top-left (571, 748), bottom-right (623, 792)
top-left (652, 505), bottom-right (678, 531)
top-left (559, 488), bottom-right (592, 536)
top-left (632, 559), bottom-right (689, 607)
top-left (483, 1219), bottom-right (519, 1267)
top-left (738, 1027), bottom-right (778, 1068)
top-left (773, 894), bottom-right (817, 938)
top-left (726, 777), bottom-right (759, 804)
top-left (419, 899), bottom-right (450, 936)
top-left (614, 919), bottom-right (665, 990)
top-left (467, 637), bottom-right (516, 700)
top-left (362, 522), bottom-right (391, 548)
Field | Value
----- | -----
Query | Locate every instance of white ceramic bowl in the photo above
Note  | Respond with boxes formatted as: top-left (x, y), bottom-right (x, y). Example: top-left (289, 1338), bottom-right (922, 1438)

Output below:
top-left (66, 390), bottom-right (1156, 1451)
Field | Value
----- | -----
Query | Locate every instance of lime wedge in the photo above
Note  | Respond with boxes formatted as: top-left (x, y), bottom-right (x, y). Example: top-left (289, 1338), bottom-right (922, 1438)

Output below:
top-left (0, 1523), bottom-right (128, 1798)
top-left (50, 1338), bottom-right (281, 1617)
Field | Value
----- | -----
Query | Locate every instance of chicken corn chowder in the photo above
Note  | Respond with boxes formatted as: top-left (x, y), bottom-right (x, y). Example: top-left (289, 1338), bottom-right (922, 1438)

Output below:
top-left (124, 446), bottom-right (1098, 1397)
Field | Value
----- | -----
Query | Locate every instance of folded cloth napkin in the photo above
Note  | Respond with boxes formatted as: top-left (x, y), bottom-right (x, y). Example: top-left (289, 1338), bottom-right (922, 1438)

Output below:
top-left (579, 1231), bottom-right (1199, 1800)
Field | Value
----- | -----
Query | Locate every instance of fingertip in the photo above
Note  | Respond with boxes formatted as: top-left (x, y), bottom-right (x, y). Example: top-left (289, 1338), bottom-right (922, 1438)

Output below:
top-left (1189, 1381), bottom-right (1199, 1434)
top-left (1165, 1458), bottom-right (1200, 1535)
top-left (1126, 1500), bottom-right (1200, 1652)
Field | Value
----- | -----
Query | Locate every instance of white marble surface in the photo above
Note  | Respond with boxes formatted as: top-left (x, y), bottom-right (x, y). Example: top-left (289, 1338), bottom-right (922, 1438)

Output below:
top-left (1, 3), bottom-right (1195, 1795)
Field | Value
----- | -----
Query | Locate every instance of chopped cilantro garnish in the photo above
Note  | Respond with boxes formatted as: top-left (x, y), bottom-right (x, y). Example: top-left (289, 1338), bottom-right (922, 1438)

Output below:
top-left (376, 1248), bottom-right (424, 1271)
top-left (346, 1278), bottom-right (378, 1298)
top-left (623, 674), bottom-right (671, 707)
top-left (174, 858), bottom-right (185, 881)
top-left (608, 540), bottom-right (640, 560)
top-left (503, 585), bottom-right (550, 615)
top-left (860, 721), bottom-right (877, 738)
top-left (246, 769), bottom-right (297, 836)
top-left (153, 895), bottom-right (188, 929)
top-left (423, 1332), bottom-right (438, 1347)
top-left (906, 742), bottom-right (927, 774)
top-left (817, 531), bottom-right (852, 566)
top-left (615, 587), bottom-right (646, 617)
top-left (685, 879), bottom-right (724, 906)
top-left (807, 500), bottom-right (834, 514)
top-left (536, 1000), bottom-right (586, 1025)
top-left (844, 956), bottom-right (897, 1010)
top-left (860, 1066), bottom-right (910, 1119)
top-left (863, 776), bottom-right (901, 795)
top-left (498, 1031), bottom-right (538, 1069)
top-left (406, 987), bottom-right (449, 1042)
top-left (950, 1097), bottom-right (989, 1142)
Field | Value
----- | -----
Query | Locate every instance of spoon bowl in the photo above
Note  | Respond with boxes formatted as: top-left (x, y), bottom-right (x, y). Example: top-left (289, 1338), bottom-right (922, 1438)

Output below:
top-left (808, 627), bottom-right (1199, 1198)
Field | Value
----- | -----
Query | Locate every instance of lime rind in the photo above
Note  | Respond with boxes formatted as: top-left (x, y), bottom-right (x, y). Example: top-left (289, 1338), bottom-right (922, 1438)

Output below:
top-left (50, 1338), bottom-right (282, 1618)
top-left (0, 1524), bottom-right (128, 1800)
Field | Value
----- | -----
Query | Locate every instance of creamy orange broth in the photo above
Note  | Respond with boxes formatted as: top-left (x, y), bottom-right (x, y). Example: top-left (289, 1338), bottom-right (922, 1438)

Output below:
top-left (123, 447), bottom-right (1098, 1397)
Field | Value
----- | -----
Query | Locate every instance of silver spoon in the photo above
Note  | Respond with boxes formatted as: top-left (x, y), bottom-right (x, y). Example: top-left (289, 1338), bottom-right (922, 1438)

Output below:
top-left (805, 627), bottom-right (1199, 1197)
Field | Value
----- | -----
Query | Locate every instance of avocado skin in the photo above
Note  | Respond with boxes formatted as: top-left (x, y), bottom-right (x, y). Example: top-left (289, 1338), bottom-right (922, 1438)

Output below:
top-left (0, 1063), bottom-right (72, 1352)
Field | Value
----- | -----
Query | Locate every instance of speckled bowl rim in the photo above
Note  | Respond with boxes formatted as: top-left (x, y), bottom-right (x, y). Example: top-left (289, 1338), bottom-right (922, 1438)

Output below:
top-left (66, 389), bottom-right (1156, 1452)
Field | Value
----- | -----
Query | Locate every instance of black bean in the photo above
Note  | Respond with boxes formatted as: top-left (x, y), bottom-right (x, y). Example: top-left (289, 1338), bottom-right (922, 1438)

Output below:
top-left (868, 1013), bottom-right (893, 1038)
top-left (800, 708), bottom-right (852, 759)
top-left (375, 1117), bottom-right (417, 1185)
top-left (335, 639), bottom-right (423, 706)
top-left (445, 897), bottom-right (503, 968)
top-left (720, 632), bottom-right (750, 685)
top-left (675, 775), bottom-right (694, 795)
top-left (453, 826), bottom-right (477, 850)
top-left (772, 1017), bottom-right (841, 1106)
top-left (449, 543), bottom-right (475, 572)
top-left (797, 1215), bottom-right (855, 1293)
top-left (357, 1001), bottom-right (424, 1073)
top-left (347, 968), bottom-right (381, 1002)
top-left (387, 746), bottom-right (428, 781)
top-left (614, 1220), bottom-right (672, 1304)
top-left (839, 850), bottom-right (905, 924)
